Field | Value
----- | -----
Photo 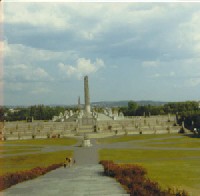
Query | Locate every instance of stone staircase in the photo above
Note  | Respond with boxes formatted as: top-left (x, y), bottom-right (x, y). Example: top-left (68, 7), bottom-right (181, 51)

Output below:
top-left (78, 124), bottom-right (94, 133)
top-left (3, 164), bottom-right (129, 196)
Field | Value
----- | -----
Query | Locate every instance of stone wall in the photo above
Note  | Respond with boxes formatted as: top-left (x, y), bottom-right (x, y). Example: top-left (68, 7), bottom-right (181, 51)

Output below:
top-left (1, 115), bottom-right (181, 140)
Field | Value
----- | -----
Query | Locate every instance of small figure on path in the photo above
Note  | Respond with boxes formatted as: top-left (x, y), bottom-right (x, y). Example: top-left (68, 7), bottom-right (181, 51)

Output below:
top-left (69, 157), bottom-right (72, 167)
top-left (64, 157), bottom-right (74, 168)
top-left (63, 158), bottom-right (68, 168)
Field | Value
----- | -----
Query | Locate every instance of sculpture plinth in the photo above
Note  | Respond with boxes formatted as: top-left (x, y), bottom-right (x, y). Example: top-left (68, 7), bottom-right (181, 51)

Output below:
top-left (81, 134), bottom-right (92, 147)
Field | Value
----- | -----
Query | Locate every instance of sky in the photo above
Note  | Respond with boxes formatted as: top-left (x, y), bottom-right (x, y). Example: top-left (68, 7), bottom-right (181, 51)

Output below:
top-left (1, 2), bottom-right (200, 106)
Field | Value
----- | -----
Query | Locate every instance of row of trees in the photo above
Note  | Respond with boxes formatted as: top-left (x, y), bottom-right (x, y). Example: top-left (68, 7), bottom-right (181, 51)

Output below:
top-left (120, 101), bottom-right (200, 116)
top-left (119, 101), bottom-right (200, 129)
top-left (178, 111), bottom-right (200, 130)
top-left (120, 102), bottom-right (165, 116)
top-left (0, 107), bottom-right (4, 122)
top-left (2, 105), bottom-right (72, 121)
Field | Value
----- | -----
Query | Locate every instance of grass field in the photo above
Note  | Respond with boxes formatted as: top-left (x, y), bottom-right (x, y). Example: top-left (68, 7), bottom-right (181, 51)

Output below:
top-left (97, 134), bottom-right (178, 144)
top-left (145, 136), bottom-right (200, 148)
top-left (99, 134), bottom-right (200, 196)
top-left (0, 138), bottom-right (77, 175)
top-left (0, 150), bottom-right (73, 175)
top-left (0, 146), bottom-right (42, 154)
top-left (1, 137), bottom-right (78, 146)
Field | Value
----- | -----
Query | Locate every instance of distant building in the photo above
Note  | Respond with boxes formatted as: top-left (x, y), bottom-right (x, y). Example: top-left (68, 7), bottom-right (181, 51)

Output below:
top-left (8, 108), bottom-right (19, 113)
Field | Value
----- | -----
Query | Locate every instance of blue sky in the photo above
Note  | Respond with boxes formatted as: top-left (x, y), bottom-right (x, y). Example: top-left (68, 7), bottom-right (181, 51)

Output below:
top-left (1, 2), bottom-right (200, 106)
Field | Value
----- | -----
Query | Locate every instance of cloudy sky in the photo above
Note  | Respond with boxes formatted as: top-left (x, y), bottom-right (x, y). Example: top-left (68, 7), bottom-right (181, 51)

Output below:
top-left (1, 2), bottom-right (200, 106)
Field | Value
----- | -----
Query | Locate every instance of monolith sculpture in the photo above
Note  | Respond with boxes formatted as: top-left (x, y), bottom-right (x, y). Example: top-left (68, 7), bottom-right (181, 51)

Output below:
top-left (84, 76), bottom-right (91, 114)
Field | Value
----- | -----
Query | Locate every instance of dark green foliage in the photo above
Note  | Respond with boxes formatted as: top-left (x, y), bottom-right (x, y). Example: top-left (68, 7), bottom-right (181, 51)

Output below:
top-left (0, 107), bottom-right (4, 122)
top-left (179, 111), bottom-right (200, 130)
top-left (120, 101), bottom-right (200, 131)
top-left (4, 105), bottom-right (72, 121)
top-left (29, 105), bottom-right (66, 120)
top-left (128, 101), bottom-right (138, 116)
top-left (164, 101), bottom-right (199, 114)
top-left (121, 103), bottom-right (165, 116)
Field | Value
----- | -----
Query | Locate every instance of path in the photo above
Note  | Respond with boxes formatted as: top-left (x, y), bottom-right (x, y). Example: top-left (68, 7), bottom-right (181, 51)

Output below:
top-left (2, 165), bottom-right (128, 196)
top-left (2, 139), bottom-right (129, 196)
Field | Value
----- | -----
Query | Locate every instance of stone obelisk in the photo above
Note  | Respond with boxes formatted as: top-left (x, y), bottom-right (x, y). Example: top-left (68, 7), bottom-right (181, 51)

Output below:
top-left (78, 96), bottom-right (81, 110)
top-left (84, 76), bottom-right (91, 114)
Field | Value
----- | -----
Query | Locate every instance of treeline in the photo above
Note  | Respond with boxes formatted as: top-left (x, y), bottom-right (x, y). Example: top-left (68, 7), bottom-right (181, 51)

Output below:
top-left (120, 101), bottom-right (199, 116)
top-left (1, 105), bottom-right (72, 121)
top-left (120, 101), bottom-right (200, 129)
top-left (0, 107), bottom-right (4, 122)
top-left (179, 111), bottom-right (200, 130)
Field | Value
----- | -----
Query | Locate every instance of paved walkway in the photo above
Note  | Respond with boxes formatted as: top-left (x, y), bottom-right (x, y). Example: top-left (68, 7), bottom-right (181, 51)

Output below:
top-left (2, 139), bottom-right (129, 196)
top-left (2, 165), bottom-right (129, 196)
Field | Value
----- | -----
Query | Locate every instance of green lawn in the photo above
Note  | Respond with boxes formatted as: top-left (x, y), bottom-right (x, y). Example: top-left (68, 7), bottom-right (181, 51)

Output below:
top-left (146, 141), bottom-right (200, 148)
top-left (1, 137), bottom-right (78, 146)
top-left (0, 137), bottom-right (77, 175)
top-left (0, 150), bottom-right (73, 175)
top-left (145, 136), bottom-right (200, 148)
top-left (0, 146), bottom-right (42, 154)
top-left (99, 134), bottom-right (200, 196)
top-left (97, 134), bottom-right (179, 144)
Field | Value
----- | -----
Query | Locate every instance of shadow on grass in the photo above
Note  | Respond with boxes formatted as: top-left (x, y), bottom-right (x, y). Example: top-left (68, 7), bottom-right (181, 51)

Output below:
top-left (183, 133), bottom-right (200, 138)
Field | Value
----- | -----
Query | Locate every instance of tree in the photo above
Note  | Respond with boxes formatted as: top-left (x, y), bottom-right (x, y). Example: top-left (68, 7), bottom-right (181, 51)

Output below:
top-left (0, 107), bottom-right (4, 121)
top-left (127, 101), bottom-right (138, 116)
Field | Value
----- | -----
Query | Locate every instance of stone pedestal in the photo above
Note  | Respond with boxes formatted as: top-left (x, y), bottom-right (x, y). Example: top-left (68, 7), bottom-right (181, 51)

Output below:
top-left (82, 139), bottom-right (92, 147)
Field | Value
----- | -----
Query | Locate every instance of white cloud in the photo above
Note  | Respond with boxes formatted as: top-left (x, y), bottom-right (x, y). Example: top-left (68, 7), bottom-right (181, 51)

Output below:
top-left (30, 87), bottom-right (51, 94)
top-left (152, 73), bottom-right (161, 78)
top-left (142, 60), bottom-right (160, 67)
top-left (5, 81), bottom-right (52, 96)
top-left (169, 72), bottom-right (175, 77)
top-left (0, 41), bottom-right (3, 82)
top-left (58, 57), bottom-right (105, 79)
top-left (180, 58), bottom-right (200, 78)
top-left (178, 11), bottom-right (200, 55)
top-left (186, 78), bottom-right (200, 87)
top-left (4, 3), bottom-right (70, 30)
top-left (4, 42), bottom-right (77, 62)
top-left (4, 3), bottom-right (169, 41)
top-left (0, 41), bottom-right (4, 53)
top-left (5, 82), bottom-right (26, 92)
top-left (5, 64), bottom-right (52, 82)
top-left (74, 4), bottom-right (167, 41)
top-left (34, 68), bottom-right (50, 79)
top-left (151, 71), bottom-right (176, 78)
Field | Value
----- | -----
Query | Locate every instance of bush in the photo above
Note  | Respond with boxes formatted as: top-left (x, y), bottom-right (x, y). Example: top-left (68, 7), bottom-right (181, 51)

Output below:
top-left (100, 160), bottom-right (189, 196)
top-left (0, 163), bottom-right (62, 191)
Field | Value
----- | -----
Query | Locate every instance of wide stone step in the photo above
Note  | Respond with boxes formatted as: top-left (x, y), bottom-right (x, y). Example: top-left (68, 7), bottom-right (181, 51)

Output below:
top-left (78, 125), bottom-right (94, 133)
